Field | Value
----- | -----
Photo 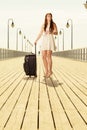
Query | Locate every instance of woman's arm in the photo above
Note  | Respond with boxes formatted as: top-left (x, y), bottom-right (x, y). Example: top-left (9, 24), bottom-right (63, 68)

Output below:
top-left (53, 23), bottom-right (58, 35)
top-left (35, 25), bottom-right (44, 44)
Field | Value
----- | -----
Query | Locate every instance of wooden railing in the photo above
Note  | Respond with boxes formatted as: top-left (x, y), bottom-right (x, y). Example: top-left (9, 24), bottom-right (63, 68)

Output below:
top-left (53, 48), bottom-right (87, 61)
top-left (0, 48), bottom-right (30, 60)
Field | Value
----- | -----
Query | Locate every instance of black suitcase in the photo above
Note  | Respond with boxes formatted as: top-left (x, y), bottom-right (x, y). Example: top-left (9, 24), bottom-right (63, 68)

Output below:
top-left (23, 45), bottom-right (37, 77)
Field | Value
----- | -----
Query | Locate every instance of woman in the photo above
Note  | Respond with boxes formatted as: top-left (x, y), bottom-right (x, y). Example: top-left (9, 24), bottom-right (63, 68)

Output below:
top-left (34, 13), bottom-right (58, 78)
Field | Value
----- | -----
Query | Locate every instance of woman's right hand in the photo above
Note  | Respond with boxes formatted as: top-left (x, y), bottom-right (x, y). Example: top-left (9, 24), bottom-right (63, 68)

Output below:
top-left (34, 41), bottom-right (37, 45)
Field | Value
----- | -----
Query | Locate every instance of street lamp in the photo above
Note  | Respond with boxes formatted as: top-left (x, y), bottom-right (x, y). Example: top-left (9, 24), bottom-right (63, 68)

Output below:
top-left (27, 40), bottom-right (33, 46)
top-left (26, 40), bottom-right (29, 52)
top-left (7, 18), bottom-right (15, 49)
top-left (59, 28), bottom-right (64, 51)
top-left (27, 39), bottom-right (33, 52)
top-left (54, 35), bottom-right (59, 51)
top-left (84, 1), bottom-right (87, 9)
top-left (66, 19), bottom-right (73, 49)
top-left (24, 36), bottom-right (26, 51)
top-left (16, 28), bottom-right (23, 51)
top-left (16, 28), bottom-right (22, 50)
top-left (57, 36), bottom-right (59, 51)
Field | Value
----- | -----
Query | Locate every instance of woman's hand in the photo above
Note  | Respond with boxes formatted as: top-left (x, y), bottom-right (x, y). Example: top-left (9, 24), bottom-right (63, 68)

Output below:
top-left (53, 31), bottom-right (58, 35)
top-left (34, 41), bottom-right (37, 45)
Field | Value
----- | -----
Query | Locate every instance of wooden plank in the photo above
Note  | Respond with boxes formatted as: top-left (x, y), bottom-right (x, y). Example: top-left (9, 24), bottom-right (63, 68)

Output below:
top-left (53, 57), bottom-right (87, 81)
top-left (46, 76), bottom-right (72, 130)
top-left (53, 69), bottom-right (87, 124)
top-left (0, 72), bottom-right (22, 97)
top-left (52, 67), bottom-right (87, 130)
top-left (51, 57), bottom-right (87, 129)
top-left (58, 64), bottom-right (87, 91)
top-left (55, 68), bottom-right (87, 104)
top-left (21, 78), bottom-right (38, 130)
top-left (22, 60), bottom-right (40, 130)
top-left (0, 72), bottom-right (23, 109)
top-left (2, 77), bottom-right (32, 130)
top-left (0, 56), bottom-right (87, 130)
top-left (39, 59), bottom-right (54, 130)
top-left (0, 73), bottom-right (26, 130)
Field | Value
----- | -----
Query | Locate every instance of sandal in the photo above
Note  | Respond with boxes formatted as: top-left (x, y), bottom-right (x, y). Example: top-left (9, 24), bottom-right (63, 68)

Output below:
top-left (44, 72), bottom-right (48, 77)
top-left (46, 71), bottom-right (53, 78)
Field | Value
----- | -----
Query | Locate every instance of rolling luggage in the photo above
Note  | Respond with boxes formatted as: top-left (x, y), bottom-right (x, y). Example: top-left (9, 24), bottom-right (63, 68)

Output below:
top-left (23, 45), bottom-right (37, 77)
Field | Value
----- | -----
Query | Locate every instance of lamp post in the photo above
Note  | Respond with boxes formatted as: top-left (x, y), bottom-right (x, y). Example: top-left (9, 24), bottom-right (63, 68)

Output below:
top-left (16, 29), bottom-right (23, 51)
top-left (59, 28), bottom-right (64, 51)
top-left (55, 35), bottom-right (59, 51)
top-left (26, 40), bottom-right (29, 52)
top-left (84, 0), bottom-right (87, 9)
top-left (27, 40), bottom-right (33, 52)
top-left (7, 18), bottom-right (15, 49)
top-left (24, 36), bottom-right (26, 51)
top-left (57, 36), bottom-right (59, 51)
top-left (66, 19), bottom-right (73, 49)
top-left (27, 40), bottom-right (33, 47)
top-left (16, 28), bottom-right (22, 50)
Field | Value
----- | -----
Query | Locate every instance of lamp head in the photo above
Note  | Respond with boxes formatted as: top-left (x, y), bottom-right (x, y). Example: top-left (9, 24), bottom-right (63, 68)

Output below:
top-left (59, 30), bottom-right (62, 35)
top-left (11, 22), bottom-right (15, 28)
top-left (66, 22), bottom-right (70, 28)
top-left (55, 36), bottom-right (57, 39)
top-left (27, 40), bottom-right (29, 42)
top-left (24, 36), bottom-right (26, 39)
top-left (19, 30), bottom-right (22, 35)
top-left (84, 1), bottom-right (87, 9)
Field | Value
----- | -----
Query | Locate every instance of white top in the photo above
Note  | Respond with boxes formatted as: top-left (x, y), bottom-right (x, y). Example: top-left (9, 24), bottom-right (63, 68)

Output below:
top-left (41, 24), bottom-right (56, 51)
top-left (46, 24), bottom-right (50, 32)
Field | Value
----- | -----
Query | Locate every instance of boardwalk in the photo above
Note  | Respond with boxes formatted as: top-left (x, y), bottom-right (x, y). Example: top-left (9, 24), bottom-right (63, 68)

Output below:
top-left (0, 56), bottom-right (87, 130)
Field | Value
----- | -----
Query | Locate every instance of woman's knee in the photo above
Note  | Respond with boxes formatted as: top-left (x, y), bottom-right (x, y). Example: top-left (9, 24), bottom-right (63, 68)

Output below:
top-left (47, 51), bottom-right (52, 58)
top-left (42, 51), bottom-right (47, 59)
top-left (42, 53), bottom-right (47, 60)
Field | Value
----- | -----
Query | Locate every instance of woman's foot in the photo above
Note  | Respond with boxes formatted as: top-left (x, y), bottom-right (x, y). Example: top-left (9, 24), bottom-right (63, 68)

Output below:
top-left (46, 71), bottom-right (53, 78)
top-left (44, 71), bottom-right (48, 77)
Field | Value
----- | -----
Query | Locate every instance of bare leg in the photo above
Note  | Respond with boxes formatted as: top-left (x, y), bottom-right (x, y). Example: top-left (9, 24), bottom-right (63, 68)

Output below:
top-left (42, 50), bottom-right (48, 75)
top-left (47, 50), bottom-right (52, 76)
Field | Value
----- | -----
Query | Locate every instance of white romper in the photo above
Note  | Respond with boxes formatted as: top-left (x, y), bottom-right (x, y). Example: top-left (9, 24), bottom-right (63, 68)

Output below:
top-left (41, 24), bottom-right (56, 51)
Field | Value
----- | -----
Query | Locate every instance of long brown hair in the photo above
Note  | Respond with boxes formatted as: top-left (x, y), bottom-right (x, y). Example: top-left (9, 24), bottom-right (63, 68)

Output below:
top-left (44, 13), bottom-right (54, 33)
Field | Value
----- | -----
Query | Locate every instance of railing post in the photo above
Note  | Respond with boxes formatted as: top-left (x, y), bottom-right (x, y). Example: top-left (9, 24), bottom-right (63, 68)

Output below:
top-left (86, 48), bottom-right (87, 61)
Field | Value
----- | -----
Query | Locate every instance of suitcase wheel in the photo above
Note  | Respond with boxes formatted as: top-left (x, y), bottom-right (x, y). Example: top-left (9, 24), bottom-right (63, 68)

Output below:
top-left (35, 74), bottom-right (37, 77)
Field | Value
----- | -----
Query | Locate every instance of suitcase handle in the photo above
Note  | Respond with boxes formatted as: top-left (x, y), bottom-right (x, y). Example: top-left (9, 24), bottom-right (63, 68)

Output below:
top-left (30, 43), bottom-right (36, 55)
top-left (35, 44), bottom-right (36, 55)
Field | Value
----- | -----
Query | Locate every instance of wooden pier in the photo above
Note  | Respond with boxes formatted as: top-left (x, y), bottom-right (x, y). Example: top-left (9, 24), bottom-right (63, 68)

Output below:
top-left (0, 56), bottom-right (87, 130)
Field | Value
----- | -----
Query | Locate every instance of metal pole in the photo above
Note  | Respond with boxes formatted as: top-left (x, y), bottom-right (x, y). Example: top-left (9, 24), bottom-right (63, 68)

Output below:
top-left (71, 20), bottom-right (73, 49)
top-left (57, 36), bottom-right (59, 51)
top-left (24, 36), bottom-right (26, 52)
top-left (7, 18), bottom-right (14, 49)
top-left (83, 1), bottom-right (87, 9)
top-left (63, 30), bottom-right (64, 51)
top-left (22, 34), bottom-right (23, 51)
top-left (25, 42), bottom-right (26, 51)
top-left (59, 28), bottom-right (64, 51)
top-left (66, 19), bottom-right (73, 50)
top-left (7, 20), bottom-right (9, 49)
top-left (16, 28), bottom-right (23, 51)
top-left (16, 29), bottom-right (18, 50)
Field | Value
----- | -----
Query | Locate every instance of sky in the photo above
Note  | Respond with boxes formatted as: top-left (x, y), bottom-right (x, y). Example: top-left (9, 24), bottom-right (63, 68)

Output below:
top-left (0, 0), bottom-right (87, 51)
